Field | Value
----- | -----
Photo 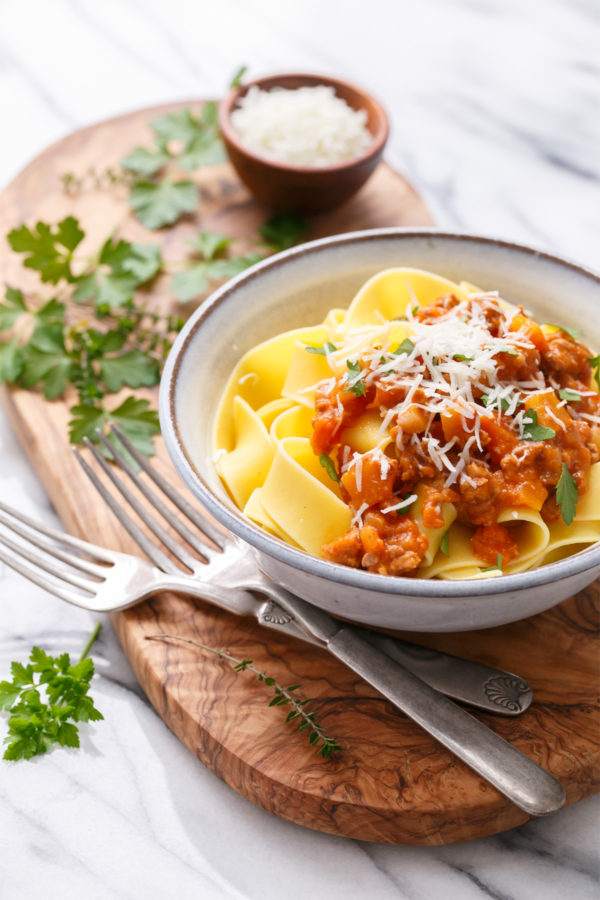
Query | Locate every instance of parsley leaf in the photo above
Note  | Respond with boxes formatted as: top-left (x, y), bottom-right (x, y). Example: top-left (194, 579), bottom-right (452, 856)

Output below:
top-left (319, 453), bottom-right (339, 483)
top-left (521, 408), bottom-right (556, 441)
top-left (230, 64), bottom-right (248, 88)
top-left (391, 338), bottom-right (415, 357)
top-left (549, 323), bottom-right (581, 341)
top-left (172, 230), bottom-right (261, 301)
top-left (440, 530), bottom-right (450, 557)
top-left (121, 145), bottom-right (170, 176)
top-left (150, 104), bottom-right (226, 170)
top-left (556, 463), bottom-right (578, 526)
top-left (305, 342), bottom-right (337, 356)
top-left (1, 625), bottom-right (103, 761)
top-left (20, 324), bottom-right (74, 399)
top-left (259, 214), bottom-right (310, 252)
top-left (129, 180), bottom-right (198, 230)
top-left (73, 237), bottom-right (162, 308)
top-left (69, 397), bottom-right (160, 458)
top-left (7, 216), bottom-right (84, 283)
top-left (453, 353), bottom-right (473, 362)
top-left (481, 393), bottom-right (513, 412)
top-left (481, 553), bottom-right (504, 573)
top-left (98, 349), bottom-right (159, 393)
top-left (558, 388), bottom-right (582, 402)
top-left (345, 359), bottom-right (365, 397)
top-left (0, 287), bottom-right (27, 330)
top-left (0, 339), bottom-right (23, 383)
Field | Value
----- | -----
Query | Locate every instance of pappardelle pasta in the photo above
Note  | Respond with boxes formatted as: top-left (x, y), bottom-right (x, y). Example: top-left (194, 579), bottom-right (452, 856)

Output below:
top-left (213, 268), bottom-right (600, 579)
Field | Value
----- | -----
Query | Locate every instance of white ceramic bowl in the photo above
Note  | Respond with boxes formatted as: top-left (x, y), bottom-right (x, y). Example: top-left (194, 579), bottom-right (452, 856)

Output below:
top-left (159, 229), bottom-right (600, 632)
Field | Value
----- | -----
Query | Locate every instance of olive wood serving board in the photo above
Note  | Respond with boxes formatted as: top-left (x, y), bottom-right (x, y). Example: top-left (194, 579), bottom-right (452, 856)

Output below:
top-left (0, 102), bottom-right (598, 845)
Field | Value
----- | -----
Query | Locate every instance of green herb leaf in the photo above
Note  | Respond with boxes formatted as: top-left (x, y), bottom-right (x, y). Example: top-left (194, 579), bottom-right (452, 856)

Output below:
top-left (120, 146), bottom-right (170, 176)
top-left (440, 530), bottom-right (450, 557)
top-left (69, 397), bottom-right (160, 457)
top-left (0, 339), bottom-right (24, 383)
top-left (8, 216), bottom-right (84, 283)
top-left (259, 214), bottom-right (310, 252)
top-left (556, 463), bottom-right (578, 526)
top-left (391, 338), bottom-right (415, 357)
top-left (521, 408), bottom-right (556, 442)
top-left (20, 324), bottom-right (74, 398)
top-left (149, 105), bottom-right (226, 171)
top-left (499, 345), bottom-right (519, 356)
top-left (345, 359), bottom-right (365, 397)
top-left (172, 253), bottom-right (261, 301)
top-left (98, 350), bottom-right (160, 393)
top-left (0, 287), bottom-right (27, 330)
top-left (453, 353), bottom-right (473, 362)
top-left (129, 180), bottom-right (198, 229)
top-left (549, 323), bottom-right (581, 341)
top-left (481, 393), bottom-right (513, 412)
top-left (305, 342), bottom-right (337, 356)
top-left (230, 64), bottom-right (248, 88)
top-left (558, 388), bottom-right (582, 402)
top-left (481, 553), bottom-right (504, 573)
top-left (1, 627), bottom-right (103, 761)
top-left (188, 231), bottom-right (232, 260)
top-left (319, 453), bottom-right (339, 483)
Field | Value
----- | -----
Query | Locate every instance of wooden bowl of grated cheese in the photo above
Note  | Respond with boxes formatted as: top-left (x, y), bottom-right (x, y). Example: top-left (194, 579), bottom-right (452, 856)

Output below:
top-left (219, 72), bottom-right (389, 213)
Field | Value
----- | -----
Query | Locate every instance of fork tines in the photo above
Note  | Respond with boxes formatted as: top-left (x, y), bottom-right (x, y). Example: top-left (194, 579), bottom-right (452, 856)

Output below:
top-left (0, 500), bottom-right (112, 605)
top-left (74, 426), bottom-right (223, 577)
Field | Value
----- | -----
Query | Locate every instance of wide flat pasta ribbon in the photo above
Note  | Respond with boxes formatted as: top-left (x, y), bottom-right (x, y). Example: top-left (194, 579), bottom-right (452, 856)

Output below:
top-left (342, 268), bottom-right (470, 332)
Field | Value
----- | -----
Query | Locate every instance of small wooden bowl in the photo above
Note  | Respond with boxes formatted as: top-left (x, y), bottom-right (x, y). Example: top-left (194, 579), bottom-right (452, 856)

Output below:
top-left (218, 73), bottom-right (389, 213)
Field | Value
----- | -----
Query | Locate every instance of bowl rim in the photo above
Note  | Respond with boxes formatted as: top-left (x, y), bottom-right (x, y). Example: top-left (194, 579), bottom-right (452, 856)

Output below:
top-left (160, 227), bottom-right (600, 598)
top-left (218, 71), bottom-right (390, 175)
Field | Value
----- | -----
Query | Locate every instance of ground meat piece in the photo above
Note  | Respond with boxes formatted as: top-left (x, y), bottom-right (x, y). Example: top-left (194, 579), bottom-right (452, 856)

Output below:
top-left (542, 333), bottom-right (592, 379)
top-left (501, 442), bottom-right (563, 487)
top-left (455, 461), bottom-right (500, 526)
top-left (495, 344), bottom-right (541, 382)
top-left (414, 293), bottom-right (461, 323)
top-left (322, 509), bottom-right (429, 576)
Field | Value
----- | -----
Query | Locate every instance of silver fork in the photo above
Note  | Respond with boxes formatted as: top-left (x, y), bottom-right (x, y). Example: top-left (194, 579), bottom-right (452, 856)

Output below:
top-left (44, 424), bottom-right (566, 818)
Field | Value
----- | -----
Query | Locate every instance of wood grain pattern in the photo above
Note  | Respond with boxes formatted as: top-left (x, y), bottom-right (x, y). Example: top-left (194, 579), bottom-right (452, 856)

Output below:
top-left (0, 102), bottom-right (598, 845)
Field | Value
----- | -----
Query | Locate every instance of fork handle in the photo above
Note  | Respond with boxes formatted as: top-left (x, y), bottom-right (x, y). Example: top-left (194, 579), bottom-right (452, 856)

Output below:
top-left (327, 625), bottom-right (565, 816)
top-left (250, 582), bottom-right (565, 816)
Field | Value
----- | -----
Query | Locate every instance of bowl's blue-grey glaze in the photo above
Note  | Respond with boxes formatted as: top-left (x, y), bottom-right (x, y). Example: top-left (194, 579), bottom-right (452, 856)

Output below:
top-left (159, 229), bottom-right (600, 631)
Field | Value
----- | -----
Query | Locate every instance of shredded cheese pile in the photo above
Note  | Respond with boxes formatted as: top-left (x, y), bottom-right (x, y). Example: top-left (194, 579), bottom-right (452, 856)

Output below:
top-left (231, 85), bottom-right (373, 167)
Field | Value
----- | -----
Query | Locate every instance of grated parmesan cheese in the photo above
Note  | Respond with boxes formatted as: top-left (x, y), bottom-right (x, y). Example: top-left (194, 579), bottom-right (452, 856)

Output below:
top-left (230, 85), bottom-right (373, 167)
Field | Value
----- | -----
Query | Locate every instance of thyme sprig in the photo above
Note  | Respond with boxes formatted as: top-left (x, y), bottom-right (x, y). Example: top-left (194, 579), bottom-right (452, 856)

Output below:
top-left (146, 634), bottom-right (342, 759)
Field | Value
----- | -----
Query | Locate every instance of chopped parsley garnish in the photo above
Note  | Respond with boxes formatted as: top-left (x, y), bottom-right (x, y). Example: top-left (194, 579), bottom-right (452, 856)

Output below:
top-left (391, 338), bottom-right (415, 357)
top-left (549, 323), bottom-right (581, 341)
top-left (440, 530), bottom-right (450, 557)
top-left (453, 354), bottom-right (472, 362)
top-left (345, 359), bottom-right (365, 397)
top-left (481, 553), bottom-right (504, 573)
top-left (305, 341), bottom-right (337, 356)
top-left (481, 393), bottom-right (513, 413)
top-left (499, 346), bottom-right (519, 356)
top-left (521, 409), bottom-right (556, 441)
top-left (558, 388), bottom-right (582, 402)
top-left (556, 463), bottom-right (578, 526)
top-left (319, 453), bottom-right (339, 483)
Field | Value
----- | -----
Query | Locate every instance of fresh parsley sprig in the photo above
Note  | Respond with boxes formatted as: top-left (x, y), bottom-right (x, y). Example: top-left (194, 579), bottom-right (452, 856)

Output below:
top-left (146, 634), bottom-right (342, 759)
top-left (171, 230), bottom-right (262, 302)
top-left (121, 104), bottom-right (227, 229)
top-left (0, 624), bottom-right (103, 761)
top-left (481, 553), bottom-right (504, 574)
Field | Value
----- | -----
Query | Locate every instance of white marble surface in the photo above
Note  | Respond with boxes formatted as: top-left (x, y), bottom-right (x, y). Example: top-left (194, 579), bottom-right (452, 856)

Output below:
top-left (0, 0), bottom-right (599, 897)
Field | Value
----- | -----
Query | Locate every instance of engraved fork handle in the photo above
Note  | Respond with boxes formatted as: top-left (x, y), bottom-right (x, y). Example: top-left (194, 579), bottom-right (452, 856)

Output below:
top-left (244, 577), bottom-right (565, 816)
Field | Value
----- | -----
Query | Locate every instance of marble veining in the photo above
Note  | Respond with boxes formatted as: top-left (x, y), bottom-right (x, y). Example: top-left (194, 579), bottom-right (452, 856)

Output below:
top-left (0, 0), bottom-right (599, 896)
